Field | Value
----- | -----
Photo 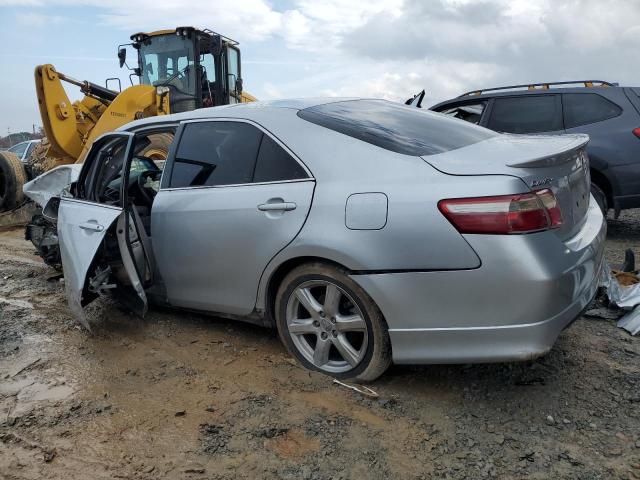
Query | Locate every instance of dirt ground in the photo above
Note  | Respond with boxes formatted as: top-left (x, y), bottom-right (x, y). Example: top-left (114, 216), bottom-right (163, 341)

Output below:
top-left (0, 212), bottom-right (639, 480)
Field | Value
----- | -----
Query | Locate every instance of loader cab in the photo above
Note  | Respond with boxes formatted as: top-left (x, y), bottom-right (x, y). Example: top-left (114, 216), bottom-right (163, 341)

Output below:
top-left (128, 27), bottom-right (243, 113)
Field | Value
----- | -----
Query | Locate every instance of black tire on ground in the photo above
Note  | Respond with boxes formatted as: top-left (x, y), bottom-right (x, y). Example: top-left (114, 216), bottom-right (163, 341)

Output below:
top-left (275, 262), bottom-right (392, 382)
top-left (0, 151), bottom-right (27, 212)
top-left (591, 183), bottom-right (608, 217)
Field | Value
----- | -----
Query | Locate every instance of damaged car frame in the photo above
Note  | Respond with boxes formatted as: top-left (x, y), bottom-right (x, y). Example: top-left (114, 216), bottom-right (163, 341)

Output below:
top-left (43, 98), bottom-right (607, 381)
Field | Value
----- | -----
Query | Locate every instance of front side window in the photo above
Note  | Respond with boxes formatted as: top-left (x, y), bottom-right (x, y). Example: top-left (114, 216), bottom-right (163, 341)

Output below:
top-left (487, 95), bottom-right (563, 133)
top-left (563, 93), bottom-right (622, 129)
top-left (298, 99), bottom-right (497, 156)
top-left (169, 122), bottom-right (262, 188)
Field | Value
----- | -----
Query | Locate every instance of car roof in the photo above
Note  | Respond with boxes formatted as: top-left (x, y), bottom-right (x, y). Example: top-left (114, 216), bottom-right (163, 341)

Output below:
top-left (120, 97), bottom-right (363, 131)
top-left (431, 85), bottom-right (631, 110)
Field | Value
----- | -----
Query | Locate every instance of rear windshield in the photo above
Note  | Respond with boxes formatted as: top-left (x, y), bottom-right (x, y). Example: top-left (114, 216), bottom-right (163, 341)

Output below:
top-left (297, 99), bottom-right (497, 156)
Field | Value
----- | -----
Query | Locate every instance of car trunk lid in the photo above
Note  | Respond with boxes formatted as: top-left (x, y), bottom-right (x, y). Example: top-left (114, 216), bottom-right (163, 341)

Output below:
top-left (422, 133), bottom-right (591, 239)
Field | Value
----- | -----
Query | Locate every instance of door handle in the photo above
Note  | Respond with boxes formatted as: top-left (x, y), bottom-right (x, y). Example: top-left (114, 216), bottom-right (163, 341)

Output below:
top-left (79, 222), bottom-right (105, 232)
top-left (257, 202), bottom-right (297, 212)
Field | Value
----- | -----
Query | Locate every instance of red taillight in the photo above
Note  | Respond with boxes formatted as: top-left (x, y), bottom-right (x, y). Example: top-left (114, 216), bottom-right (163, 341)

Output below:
top-left (633, 127), bottom-right (640, 138)
top-left (438, 189), bottom-right (563, 234)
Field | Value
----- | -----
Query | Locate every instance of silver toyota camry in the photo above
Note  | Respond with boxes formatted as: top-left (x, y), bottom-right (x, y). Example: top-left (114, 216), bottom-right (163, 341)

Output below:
top-left (52, 98), bottom-right (606, 381)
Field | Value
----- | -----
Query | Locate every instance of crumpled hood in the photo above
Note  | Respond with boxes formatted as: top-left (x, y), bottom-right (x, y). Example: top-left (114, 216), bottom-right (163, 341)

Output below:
top-left (23, 164), bottom-right (82, 207)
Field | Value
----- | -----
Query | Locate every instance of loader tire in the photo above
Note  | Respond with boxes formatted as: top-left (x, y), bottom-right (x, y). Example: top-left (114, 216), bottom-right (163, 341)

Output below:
top-left (142, 133), bottom-right (173, 161)
top-left (0, 151), bottom-right (27, 212)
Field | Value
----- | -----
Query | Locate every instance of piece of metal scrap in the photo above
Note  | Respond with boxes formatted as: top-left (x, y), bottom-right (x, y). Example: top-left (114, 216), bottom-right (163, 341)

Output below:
top-left (600, 262), bottom-right (640, 335)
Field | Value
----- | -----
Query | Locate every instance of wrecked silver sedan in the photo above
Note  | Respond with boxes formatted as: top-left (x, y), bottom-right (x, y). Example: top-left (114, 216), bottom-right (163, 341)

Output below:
top-left (50, 98), bottom-right (606, 381)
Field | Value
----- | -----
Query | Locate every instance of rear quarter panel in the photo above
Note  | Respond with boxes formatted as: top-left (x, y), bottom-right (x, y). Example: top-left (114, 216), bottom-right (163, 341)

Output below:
top-left (247, 111), bottom-right (532, 310)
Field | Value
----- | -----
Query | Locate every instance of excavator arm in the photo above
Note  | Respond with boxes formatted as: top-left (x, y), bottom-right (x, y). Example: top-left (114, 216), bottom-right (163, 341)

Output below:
top-left (34, 64), bottom-right (170, 167)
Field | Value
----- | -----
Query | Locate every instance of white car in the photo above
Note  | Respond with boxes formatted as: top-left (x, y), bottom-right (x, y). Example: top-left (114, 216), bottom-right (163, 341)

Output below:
top-left (5, 139), bottom-right (40, 162)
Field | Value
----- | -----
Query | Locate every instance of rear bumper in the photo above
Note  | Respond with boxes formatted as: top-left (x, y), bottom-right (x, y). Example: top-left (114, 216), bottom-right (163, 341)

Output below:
top-left (351, 198), bottom-right (607, 364)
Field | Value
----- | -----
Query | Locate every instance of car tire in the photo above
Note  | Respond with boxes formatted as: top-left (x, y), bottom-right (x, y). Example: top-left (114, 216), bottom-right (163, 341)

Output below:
top-left (0, 151), bottom-right (27, 212)
top-left (591, 183), bottom-right (608, 217)
top-left (275, 262), bottom-right (392, 382)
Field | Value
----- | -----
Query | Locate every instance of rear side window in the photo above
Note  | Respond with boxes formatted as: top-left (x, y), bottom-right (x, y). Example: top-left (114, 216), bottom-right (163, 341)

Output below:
top-left (253, 135), bottom-right (307, 183)
top-left (487, 95), bottom-right (563, 133)
top-left (297, 99), bottom-right (496, 156)
top-left (170, 122), bottom-right (262, 188)
top-left (563, 93), bottom-right (622, 129)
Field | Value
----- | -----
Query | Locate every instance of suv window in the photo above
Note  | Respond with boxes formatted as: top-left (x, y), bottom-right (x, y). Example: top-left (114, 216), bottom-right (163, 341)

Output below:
top-left (170, 122), bottom-right (262, 188)
top-left (563, 93), bottom-right (622, 129)
top-left (253, 135), bottom-right (307, 183)
top-left (440, 103), bottom-right (486, 124)
top-left (487, 95), bottom-right (563, 133)
top-left (298, 99), bottom-right (496, 156)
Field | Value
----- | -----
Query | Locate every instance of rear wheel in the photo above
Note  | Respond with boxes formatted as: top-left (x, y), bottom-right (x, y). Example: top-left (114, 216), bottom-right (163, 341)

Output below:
top-left (591, 182), bottom-right (608, 217)
top-left (275, 263), bottom-right (391, 382)
top-left (0, 151), bottom-right (27, 211)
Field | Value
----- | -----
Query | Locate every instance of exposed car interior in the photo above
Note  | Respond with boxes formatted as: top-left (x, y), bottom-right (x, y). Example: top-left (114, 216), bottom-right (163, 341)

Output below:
top-left (75, 128), bottom-right (175, 308)
top-left (90, 131), bottom-right (173, 234)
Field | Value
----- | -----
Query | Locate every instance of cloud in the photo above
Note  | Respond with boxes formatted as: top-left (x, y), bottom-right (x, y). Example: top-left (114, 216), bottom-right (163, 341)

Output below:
top-left (15, 12), bottom-right (64, 26)
top-left (3, 0), bottom-right (640, 124)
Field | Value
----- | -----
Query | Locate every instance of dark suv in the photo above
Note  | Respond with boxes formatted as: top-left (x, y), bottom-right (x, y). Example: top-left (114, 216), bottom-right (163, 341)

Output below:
top-left (431, 81), bottom-right (640, 216)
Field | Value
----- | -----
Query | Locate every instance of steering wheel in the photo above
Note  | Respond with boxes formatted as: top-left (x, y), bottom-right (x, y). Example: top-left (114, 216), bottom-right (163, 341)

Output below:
top-left (137, 170), bottom-right (159, 205)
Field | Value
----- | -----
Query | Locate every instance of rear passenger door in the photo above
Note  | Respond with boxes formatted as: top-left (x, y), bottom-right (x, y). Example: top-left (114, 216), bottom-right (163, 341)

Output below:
top-left (486, 95), bottom-right (564, 134)
top-left (151, 119), bottom-right (315, 315)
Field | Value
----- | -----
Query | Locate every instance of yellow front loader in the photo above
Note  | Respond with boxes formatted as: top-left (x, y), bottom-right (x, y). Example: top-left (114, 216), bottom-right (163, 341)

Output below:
top-left (0, 27), bottom-right (255, 234)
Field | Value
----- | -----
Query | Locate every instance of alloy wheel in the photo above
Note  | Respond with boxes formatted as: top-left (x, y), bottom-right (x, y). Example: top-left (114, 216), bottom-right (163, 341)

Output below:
top-left (286, 280), bottom-right (368, 373)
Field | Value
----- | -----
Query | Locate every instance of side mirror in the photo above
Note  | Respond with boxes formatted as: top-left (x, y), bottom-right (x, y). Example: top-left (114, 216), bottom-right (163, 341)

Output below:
top-left (118, 48), bottom-right (127, 68)
top-left (69, 181), bottom-right (78, 198)
top-left (42, 196), bottom-right (61, 222)
top-left (236, 77), bottom-right (243, 94)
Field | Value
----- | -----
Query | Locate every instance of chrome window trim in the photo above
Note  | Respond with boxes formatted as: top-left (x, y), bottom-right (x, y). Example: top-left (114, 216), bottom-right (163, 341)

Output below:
top-left (162, 117), bottom-right (314, 191)
top-left (160, 177), bottom-right (315, 192)
top-left (60, 196), bottom-right (123, 211)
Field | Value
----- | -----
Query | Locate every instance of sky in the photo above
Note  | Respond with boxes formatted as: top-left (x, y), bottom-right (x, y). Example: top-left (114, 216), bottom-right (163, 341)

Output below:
top-left (0, 0), bottom-right (639, 135)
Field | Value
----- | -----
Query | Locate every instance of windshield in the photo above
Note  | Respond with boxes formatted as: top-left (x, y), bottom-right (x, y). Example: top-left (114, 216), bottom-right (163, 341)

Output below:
top-left (139, 35), bottom-right (196, 95)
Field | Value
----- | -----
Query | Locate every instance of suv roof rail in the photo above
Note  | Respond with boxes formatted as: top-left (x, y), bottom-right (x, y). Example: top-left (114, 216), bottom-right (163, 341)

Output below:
top-left (458, 80), bottom-right (618, 98)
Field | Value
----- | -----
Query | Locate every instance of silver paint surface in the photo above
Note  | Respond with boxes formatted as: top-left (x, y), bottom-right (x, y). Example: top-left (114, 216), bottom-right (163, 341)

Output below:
top-left (53, 98), bottom-right (607, 364)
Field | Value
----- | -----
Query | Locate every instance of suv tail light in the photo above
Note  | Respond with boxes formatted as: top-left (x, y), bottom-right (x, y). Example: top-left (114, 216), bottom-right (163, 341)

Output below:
top-left (438, 189), bottom-right (563, 234)
top-left (633, 127), bottom-right (640, 139)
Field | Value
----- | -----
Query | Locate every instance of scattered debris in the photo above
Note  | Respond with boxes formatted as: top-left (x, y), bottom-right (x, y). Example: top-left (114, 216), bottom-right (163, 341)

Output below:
top-left (618, 308), bottom-right (640, 335)
top-left (332, 379), bottom-right (379, 398)
top-left (593, 254), bottom-right (640, 335)
top-left (43, 448), bottom-right (57, 463)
